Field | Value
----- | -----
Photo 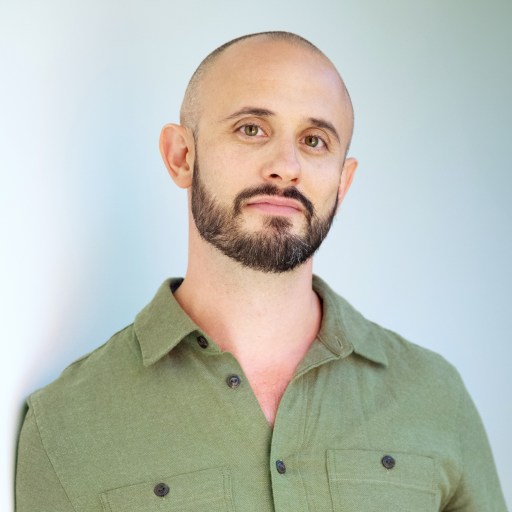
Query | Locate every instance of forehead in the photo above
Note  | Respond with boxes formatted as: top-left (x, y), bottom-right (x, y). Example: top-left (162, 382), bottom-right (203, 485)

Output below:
top-left (196, 39), bottom-right (352, 138)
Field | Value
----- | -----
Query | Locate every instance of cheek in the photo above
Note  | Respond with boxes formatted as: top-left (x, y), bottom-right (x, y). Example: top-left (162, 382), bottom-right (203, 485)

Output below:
top-left (199, 146), bottom-right (256, 191)
top-left (196, 157), bottom-right (244, 203)
top-left (303, 166), bottom-right (342, 203)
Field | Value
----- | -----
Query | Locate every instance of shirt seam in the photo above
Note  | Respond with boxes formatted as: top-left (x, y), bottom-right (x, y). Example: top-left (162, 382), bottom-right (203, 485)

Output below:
top-left (294, 354), bottom-right (338, 380)
top-left (28, 399), bottom-right (78, 511)
top-left (329, 476), bottom-right (437, 494)
top-left (443, 381), bottom-right (465, 508)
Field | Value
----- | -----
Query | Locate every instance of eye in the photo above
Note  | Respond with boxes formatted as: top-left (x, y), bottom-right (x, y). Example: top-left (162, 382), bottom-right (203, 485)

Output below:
top-left (304, 134), bottom-right (326, 149)
top-left (305, 135), bottom-right (319, 147)
top-left (242, 124), bottom-right (261, 136)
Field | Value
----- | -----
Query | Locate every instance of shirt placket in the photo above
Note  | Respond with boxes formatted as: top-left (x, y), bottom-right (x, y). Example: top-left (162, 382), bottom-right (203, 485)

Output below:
top-left (269, 341), bottom-right (342, 512)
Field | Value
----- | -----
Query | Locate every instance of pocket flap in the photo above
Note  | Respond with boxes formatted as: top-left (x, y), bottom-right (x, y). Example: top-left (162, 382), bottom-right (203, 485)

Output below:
top-left (327, 449), bottom-right (435, 492)
top-left (100, 467), bottom-right (233, 512)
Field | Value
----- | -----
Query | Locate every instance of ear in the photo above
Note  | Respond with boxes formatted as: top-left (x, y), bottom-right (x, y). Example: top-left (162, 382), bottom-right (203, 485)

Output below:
top-left (159, 123), bottom-right (195, 189)
top-left (336, 157), bottom-right (358, 209)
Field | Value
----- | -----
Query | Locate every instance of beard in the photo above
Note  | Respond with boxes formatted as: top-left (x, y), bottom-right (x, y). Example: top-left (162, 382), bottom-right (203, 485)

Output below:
top-left (191, 158), bottom-right (338, 273)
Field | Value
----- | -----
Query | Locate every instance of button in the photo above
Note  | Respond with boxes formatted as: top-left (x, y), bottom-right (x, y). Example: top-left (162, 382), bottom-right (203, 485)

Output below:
top-left (276, 460), bottom-right (286, 474)
top-left (381, 455), bottom-right (395, 469)
top-left (226, 375), bottom-right (241, 388)
top-left (153, 483), bottom-right (170, 497)
top-left (196, 335), bottom-right (208, 349)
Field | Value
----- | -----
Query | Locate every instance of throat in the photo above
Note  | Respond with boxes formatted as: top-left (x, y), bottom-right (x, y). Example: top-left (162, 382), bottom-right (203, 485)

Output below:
top-left (245, 367), bottom-right (296, 426)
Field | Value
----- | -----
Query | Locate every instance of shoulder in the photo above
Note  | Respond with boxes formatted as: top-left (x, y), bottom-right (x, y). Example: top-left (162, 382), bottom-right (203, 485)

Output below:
top-left (314, 274), bottom-right (466, 397)
top-left (28, 323), bottom-right (140, 419)
top-left (26, 277), bottom-right (195, 431)
top-left (372, 320), bottom-right (466, 395)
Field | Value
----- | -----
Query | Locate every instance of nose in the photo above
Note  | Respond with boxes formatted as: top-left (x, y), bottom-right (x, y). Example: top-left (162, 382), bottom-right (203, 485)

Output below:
top-left (262, 138), bottom-right (302, 185)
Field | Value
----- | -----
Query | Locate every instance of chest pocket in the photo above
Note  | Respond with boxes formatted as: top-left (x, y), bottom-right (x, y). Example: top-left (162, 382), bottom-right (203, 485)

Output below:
top-left (100, 467), bottom-right (234, 512)
top-left (327, 449), bottom-right (437, 512)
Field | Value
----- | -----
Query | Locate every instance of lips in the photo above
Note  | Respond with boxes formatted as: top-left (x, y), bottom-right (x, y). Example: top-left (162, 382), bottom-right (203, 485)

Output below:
top-left (246, 196), bottom-right (304, 212)
top-left (233, 184), bottom-right (314, 221)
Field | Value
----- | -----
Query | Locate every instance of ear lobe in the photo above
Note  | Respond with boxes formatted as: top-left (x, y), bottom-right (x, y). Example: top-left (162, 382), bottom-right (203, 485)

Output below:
top-left (337, 157), bottom-right (358, 209)
top-left (159, 123), bottom-right (195, 188)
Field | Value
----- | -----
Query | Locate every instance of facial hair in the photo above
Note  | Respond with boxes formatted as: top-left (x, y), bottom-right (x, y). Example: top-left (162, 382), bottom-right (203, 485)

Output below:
top-left (191, 158), bottom-right (338, 273)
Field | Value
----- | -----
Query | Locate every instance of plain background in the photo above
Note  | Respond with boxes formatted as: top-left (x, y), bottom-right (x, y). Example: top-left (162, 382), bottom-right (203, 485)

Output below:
top-left (2, 0), bottom-right (510, 509)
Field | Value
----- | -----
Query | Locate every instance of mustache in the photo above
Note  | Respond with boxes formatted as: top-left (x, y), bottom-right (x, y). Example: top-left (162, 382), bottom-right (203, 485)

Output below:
top-left (233, 184), bottom-right (315, 220)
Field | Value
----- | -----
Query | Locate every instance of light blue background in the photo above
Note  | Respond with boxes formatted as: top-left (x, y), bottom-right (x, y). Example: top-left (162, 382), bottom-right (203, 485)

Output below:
top-left (2, 0), bottom-right (511, 509)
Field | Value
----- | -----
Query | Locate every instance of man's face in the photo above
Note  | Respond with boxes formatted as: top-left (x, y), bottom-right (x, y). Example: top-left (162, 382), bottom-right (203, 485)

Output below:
top-left (191, 156), bottom-right (338, 272)
top-left (189, 39), bottom-right (354, 273)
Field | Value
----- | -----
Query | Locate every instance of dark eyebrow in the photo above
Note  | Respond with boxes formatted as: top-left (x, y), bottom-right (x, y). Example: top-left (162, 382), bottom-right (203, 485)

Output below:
top-left (224, 107), bottom-right (275, 120)
top-left (309, 117), bottom-right (340, 143)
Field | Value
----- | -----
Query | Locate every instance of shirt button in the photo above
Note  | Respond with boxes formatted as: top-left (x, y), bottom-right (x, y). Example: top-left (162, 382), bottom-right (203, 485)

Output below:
top-left (196, 335), bottom-right (208, 349)
top-left (153, 483), bottom-right (170, 497)
top-left (276, 460), bottom-right (287, 474)
top-left (381, 455), bottom-right (396, 469)
top-left (226, 375), bottom-right (241, 388)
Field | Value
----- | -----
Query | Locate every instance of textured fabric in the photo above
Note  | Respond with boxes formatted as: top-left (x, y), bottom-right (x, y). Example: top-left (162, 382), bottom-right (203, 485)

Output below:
top-left (16, 276), bottom-right (506, 512)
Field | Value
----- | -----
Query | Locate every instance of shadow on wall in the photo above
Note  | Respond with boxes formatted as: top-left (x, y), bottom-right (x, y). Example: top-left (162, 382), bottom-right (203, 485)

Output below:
top-left (12, 402), bottom-right (29, 504)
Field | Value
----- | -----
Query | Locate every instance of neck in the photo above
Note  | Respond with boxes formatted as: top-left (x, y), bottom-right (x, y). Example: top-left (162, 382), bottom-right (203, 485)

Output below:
top-left (174, 227), bottom-right (322, 364)
top-left (174, 226), bottom-right (323, 425)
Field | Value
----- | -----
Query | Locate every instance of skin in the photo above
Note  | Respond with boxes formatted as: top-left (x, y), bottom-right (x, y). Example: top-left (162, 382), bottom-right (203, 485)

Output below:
top-left (160, 36), bottom-right (358, 425)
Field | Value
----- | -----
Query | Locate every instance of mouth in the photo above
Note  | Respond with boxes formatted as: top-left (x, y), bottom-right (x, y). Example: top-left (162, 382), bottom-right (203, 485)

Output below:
top-left (245, 196), bottom-right (304, 216)
top-left (234, 184), bottom-right (314, 220)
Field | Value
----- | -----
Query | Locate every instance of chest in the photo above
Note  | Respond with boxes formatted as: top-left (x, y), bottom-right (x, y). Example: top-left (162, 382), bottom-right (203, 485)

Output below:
top-left (246, 371), bottom-right (290, 425)
top-left (41, 334), bottom-right (469, 512)
top-left (239, 347), bottom-right (308, 424)
top-left (60, 356), bottom-right (458, 512)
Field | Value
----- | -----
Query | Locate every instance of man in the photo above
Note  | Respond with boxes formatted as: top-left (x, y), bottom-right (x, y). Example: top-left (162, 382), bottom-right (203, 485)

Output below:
top-left (16, 32), bottom-right (506, 511)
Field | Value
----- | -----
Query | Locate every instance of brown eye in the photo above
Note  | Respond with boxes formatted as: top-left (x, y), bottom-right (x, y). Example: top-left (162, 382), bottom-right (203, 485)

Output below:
top-left (305, 135), bottom-right (320, 147)
top-left (243, 125), bottom-right (259, 136)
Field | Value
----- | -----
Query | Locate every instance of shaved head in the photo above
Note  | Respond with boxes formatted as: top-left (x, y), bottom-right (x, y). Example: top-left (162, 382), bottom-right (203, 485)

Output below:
top-left (160, 31), bottom-right (359, 273)
top-left (180, 31), bottom-right (354, 149)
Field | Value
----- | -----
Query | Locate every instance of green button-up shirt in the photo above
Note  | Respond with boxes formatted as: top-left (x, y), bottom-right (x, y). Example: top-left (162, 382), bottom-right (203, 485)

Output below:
top-left (16, 276), bottom-right (506, 511)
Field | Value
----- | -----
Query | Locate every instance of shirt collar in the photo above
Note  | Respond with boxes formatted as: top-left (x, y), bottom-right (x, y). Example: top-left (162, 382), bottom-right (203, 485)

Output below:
top-left (134, 276), bottom-right (388, 368)
top-left (313, 275), bottom-right (388, 366)
top-left (134, 278), bottom-right (199, 367)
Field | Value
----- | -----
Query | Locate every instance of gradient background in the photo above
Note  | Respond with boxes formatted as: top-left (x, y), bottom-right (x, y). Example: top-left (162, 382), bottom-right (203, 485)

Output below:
top-left (2, 0), bottom-right (511, 509)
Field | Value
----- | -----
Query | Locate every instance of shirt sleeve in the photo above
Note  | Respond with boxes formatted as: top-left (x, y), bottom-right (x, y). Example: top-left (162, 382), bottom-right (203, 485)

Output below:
top-left (444, 383), bottom-right (507, 511)
top-left (16, 404), bottom-right (75, 512)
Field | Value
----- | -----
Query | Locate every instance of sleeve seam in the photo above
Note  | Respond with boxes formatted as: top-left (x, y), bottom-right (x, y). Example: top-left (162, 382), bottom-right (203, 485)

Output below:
top-left (443, 378), bottom-right (465, 509)
top-left (28, 398), bottom-right (78, 512)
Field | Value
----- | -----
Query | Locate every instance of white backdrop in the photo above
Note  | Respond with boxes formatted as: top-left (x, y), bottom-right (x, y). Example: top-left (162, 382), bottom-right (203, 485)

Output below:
top-left (2, 0), bottom-right (511, 509)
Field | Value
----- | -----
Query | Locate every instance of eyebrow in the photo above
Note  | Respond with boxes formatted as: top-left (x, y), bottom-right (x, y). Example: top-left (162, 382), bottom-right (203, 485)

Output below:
top-left (309, 117), bottom-right (340, 143)
top-left (224, 107), bottom-right (275, 120)
top-left (223, 107), bottom-right (341, 143)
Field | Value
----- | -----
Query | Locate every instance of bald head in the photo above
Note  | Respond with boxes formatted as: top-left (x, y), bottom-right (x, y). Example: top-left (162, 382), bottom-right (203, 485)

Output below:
top-left (180, 31), bottom-right (354, 149)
